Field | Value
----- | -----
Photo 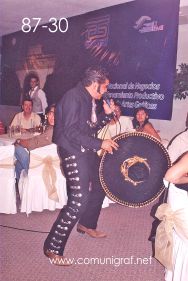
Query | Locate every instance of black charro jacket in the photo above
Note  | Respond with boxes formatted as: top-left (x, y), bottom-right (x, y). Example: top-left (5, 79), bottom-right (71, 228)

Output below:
top-left (52, 82), bottom-right (113, 156)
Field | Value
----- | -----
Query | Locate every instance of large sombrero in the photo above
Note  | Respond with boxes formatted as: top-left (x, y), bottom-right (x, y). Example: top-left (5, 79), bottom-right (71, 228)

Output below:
top-left (99, 132), bottom-right (171, 207)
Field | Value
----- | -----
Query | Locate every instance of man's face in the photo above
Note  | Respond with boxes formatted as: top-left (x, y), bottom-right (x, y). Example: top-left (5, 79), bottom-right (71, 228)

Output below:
top-left (92, 79), bottom-right (109, 100)
top-left (30, 78), bottom-right (38, 89)
top-left (22, 101), bottom-right (33, 114)
top-left (47, 107), bottom-right (55, 126)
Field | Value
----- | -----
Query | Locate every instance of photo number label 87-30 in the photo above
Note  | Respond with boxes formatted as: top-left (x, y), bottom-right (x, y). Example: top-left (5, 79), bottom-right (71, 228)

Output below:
top-left (21, 17), bottom-right (68, 33)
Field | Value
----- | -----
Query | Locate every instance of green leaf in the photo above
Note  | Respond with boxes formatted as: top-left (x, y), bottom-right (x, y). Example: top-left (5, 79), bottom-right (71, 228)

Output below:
top-left (174, 63), bottom-right (188, 100)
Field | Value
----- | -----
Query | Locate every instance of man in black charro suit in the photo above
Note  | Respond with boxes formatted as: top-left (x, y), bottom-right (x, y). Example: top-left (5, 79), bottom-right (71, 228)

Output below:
top-left (43, 66), bottom-right (118, 265)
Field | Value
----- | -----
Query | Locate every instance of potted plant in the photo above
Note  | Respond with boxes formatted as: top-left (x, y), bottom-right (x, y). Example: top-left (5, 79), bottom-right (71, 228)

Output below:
top-left (174, 63), bottom-right (188, 100)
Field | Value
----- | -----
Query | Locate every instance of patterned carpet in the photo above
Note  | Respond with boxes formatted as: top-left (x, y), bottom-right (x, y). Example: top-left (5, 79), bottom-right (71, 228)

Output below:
top-left (0, 202), bottom-right (164, 281)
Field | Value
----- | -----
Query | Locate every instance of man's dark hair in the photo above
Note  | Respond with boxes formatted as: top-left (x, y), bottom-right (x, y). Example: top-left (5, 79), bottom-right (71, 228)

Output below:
top-left (22, 98), bottom-right (33, 106)
top-left (82, 66), bottom-right (109, 87)
top-left (29, 74), bottom-right (39, 82)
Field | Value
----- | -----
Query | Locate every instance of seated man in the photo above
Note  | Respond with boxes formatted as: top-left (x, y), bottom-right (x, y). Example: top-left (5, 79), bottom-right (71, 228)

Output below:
top-left (14, 105), bottom-right (55, 182)
top-left (10, 98), bottom-right (41, 131)
top-left (97, 104), bottom-right (134, 158)
top-left (98, 104), bottom-right (134, 140)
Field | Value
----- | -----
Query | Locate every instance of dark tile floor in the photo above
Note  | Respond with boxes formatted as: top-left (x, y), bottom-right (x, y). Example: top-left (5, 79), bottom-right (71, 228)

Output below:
top-left (0, 202), bottom-right (164, 281)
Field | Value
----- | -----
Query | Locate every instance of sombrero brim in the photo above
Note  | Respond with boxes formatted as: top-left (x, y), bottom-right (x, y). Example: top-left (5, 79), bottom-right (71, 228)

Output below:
top-left (99, 132), bottom-right (171, 207)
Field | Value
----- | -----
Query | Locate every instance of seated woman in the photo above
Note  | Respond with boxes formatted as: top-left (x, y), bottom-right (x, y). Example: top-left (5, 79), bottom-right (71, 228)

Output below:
top-left (155, 151), bottom-right (188, 281)
top-left (132, 107), bottom-right (161, 141)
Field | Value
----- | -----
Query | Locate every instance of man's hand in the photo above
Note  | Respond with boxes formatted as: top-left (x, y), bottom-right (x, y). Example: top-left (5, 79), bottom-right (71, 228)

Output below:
top-left (101, 139), bottom-right (119, 154)
top-left (15, 138), bottom-right (29, 149)
top-left (103, 99), bottom-right (116, 115)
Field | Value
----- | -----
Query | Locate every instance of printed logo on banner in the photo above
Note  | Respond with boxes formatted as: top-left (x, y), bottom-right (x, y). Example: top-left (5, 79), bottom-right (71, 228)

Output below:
top-left (82, 15), bottom-right (120, 65)
top-left (134, 16), bottom-right (164, 33)
top-left (83, 15), bottom-right (110, 49)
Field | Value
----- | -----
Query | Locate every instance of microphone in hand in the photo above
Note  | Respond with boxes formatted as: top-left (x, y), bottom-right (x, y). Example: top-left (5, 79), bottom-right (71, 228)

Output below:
top-left (103, 92), bottom-right (116, 117)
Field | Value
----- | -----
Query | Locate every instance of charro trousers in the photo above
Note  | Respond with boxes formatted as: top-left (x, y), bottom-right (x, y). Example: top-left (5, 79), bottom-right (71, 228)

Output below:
top-left (43, 148), bottom-right (105, 256)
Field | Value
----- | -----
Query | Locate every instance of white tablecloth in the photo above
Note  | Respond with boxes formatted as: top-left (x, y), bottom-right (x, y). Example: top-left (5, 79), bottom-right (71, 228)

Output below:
top-left (0, 134), bottom-right (16, 146)
top-left (0, 145), bottom-right (17, 214)
top-left (0, 132), bottom-right (40, 146)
